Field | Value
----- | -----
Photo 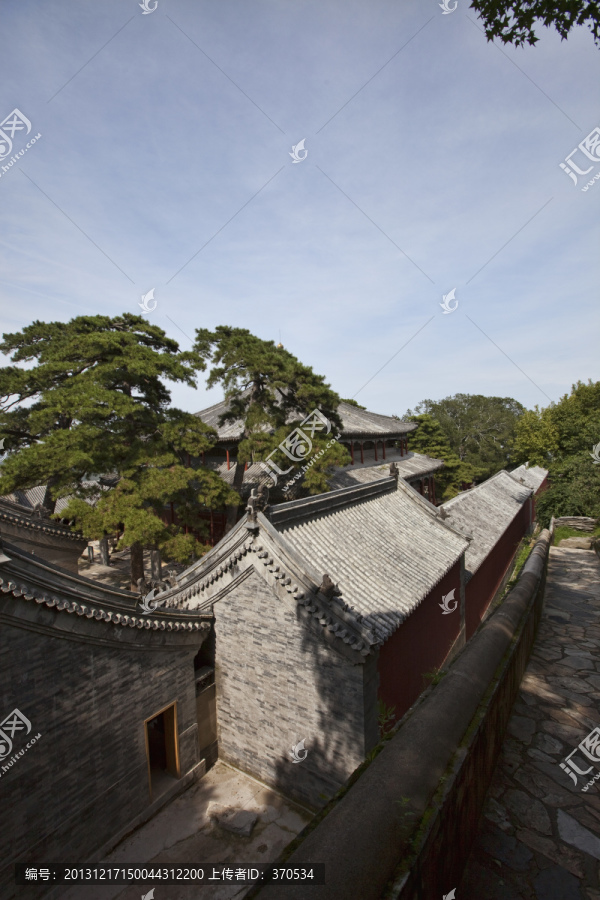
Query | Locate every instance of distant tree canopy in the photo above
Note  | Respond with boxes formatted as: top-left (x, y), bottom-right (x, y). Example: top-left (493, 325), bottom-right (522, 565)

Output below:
top-left (341, 398), bottom-right (367, 409)
top-left (193, 327), bottom-right (350, 520)
top-left (512, 380), bottom-right (600, 526)
top-left (406, 413), bottom-right (476, 501)
top-left (470, 0), bottom-right (600, 48)
top-left (0, 314), bottom-right (237, 588)
top-left (405, 394), bottom-right (526, 482)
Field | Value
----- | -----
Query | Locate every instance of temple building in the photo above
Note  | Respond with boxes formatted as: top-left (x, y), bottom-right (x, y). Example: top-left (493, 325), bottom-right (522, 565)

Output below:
top-left (0, 488), bottom-right (86, 573)
top-left (0, 533), bottom-right (213, 896)
top-left (194, 400), bottom-right (445, 538)
top-left (439, 465), bottom-right (547, 639)
top-left (157, 471), bottom-right (469, 808)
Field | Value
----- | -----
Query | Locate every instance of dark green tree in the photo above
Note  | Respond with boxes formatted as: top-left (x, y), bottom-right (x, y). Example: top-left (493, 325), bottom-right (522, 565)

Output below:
top-left (405, 394), bottom-right (525, 481)
top-left (194, 327), bottom-right (350, 523)
top-left (512, 380), bottom-right (600, 525)
top-left (0, 314), bottom-right (236, 588)
top-left (405, 414), bottom-right (476, 501)
top-left (470, 0), bottom-right (600, 48)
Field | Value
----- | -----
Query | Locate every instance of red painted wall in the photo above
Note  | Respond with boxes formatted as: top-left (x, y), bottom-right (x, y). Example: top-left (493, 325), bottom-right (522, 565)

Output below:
top-left (377, 559), bottom-right (462, 722)
top-left (465, 501), bottom-right (530, 640)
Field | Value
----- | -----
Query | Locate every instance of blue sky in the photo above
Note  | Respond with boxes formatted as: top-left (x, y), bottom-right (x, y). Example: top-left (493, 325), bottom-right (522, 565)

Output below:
top-left (0, 0), bottom-right (598, 419)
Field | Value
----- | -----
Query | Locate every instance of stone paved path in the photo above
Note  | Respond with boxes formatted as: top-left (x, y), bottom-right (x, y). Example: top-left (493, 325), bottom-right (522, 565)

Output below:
top-left (61, 760), bottom-right (312, 900)
top-left (460, 546), bottom-right (600, 900)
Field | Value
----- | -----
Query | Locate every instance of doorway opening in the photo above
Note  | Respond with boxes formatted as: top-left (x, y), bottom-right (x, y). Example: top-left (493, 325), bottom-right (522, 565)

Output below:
top-left (144, 702), bottom-right (180, 799)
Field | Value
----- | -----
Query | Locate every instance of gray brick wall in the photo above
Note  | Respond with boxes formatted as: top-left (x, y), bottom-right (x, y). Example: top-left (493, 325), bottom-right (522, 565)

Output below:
top-left (214, 568), bottom-right (374, 809)
top-left (0, 620), bottom-right (201, 892)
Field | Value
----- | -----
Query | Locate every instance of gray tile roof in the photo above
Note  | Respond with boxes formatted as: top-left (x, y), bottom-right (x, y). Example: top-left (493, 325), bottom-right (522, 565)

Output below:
top-left (194, 398), bottom-right (416, 442)
top-left (204, 449), bottom-right (443, 495)
top-left (164, 476), bottom-right (468, 650)
top-left (508, 464), bottom-right (548, 493)
top-left (272, 477), bottom-right (468, 643)
top-left (439, 470), bottom-right (533, 578)
top-left (0, 538), bottom-right (212, 634)
top-left (328, 451), bottom-right (444, 490)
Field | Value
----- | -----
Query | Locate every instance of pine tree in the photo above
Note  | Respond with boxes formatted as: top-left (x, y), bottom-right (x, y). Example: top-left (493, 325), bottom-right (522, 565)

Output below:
top-left (406, 414), bottom-right (475, 500)
top-left (194, 327), bottom-right (350, 522)
top-left (0, 314), bottom-right (236, 588)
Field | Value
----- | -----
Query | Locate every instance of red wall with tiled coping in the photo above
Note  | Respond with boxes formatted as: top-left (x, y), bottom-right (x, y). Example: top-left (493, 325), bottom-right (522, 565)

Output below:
top-left (465, 499), bottom-right (532, 640)
top-left (377, 558), bottom-right (462, 722)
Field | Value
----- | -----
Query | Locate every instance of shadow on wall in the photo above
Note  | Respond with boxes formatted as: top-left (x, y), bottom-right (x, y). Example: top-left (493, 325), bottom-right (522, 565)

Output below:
top-left (270, 603), bottom-right (377, 811)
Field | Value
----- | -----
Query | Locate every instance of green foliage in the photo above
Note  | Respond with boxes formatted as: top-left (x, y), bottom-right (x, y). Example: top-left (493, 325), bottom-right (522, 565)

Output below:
top-left (512, 381), bottom-right (600, 527)
top-left (423, 668), bottom-right (445, 687)
top-left (340, 398), bottom-right (366, 409)
top-left (536, 453), bottom-right (600, 527)
top-left (405, 414), bottom-right (475, 500)
top-left (469, 0), bottom-right (600, 48)
top-left (194, 326), bottom-right (350, 495)
top-left (553, 524), bottom-right (600, 546)
top-left (0, 314), bottom-right (235, 581)
top-left (377, 699), bottom-right (397, 738)
top-left (406, 394), bottom-right (525, 482)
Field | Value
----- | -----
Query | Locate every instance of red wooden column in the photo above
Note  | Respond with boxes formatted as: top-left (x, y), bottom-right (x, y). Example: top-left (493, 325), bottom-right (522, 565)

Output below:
top-left (350, 442), bottom-right (355, 464)
top-left (360, 442), bottom-right (364, 464)
top-left (432, 477), bottom-right (436, 505)
top-left (374, 441), bottom-right (378, 462)
top-left (382, 441), bottom-right (386, 460)
top-left (226, 449), bottom-right (230, 471)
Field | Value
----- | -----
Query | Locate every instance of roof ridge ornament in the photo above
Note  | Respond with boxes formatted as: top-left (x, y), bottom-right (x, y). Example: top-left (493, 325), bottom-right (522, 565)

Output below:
top-left (245, 489), bottom-right (260, 532)
top-left (319, 573), bottom-right (341, 599)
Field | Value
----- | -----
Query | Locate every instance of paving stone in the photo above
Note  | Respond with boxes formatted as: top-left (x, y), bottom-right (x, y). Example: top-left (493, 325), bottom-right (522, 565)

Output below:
top-left (535, 648), bottom-right (565, 662)
top-left (484, 797), bottom-right (513, 832)
top-left (528, 748), bottom-right (557, 765)
top-left (558, 810), bottom-right (600, 861)
top-left (460, 858), bottom-right (525, 900)
top-left (504, 789), bottom-right (552, 835)
top-left (548, 677), bottom-right (594, 695)
top-left (476, 822), bottom-right (534, 871)
top-left (535, 734), bottom-right (565, 756)
top-left (509, 716), bottom-right (538, 743)
top-left (542, 720), bottom-right (587, 744)
top-left (516, 827), bottom-right (557, 860)
top-left (560, 538), bottom-right (594, 550)
top-left (514, 770), bottom-right (581, 808)
top-left (561, 657), bottom-right (596, 671)
top-left (586, 676), bottom-right (600, 691)
top-left (533, 864), bottom-right (584, 899)
top-left (564, 649), bottom-right (595, 659)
